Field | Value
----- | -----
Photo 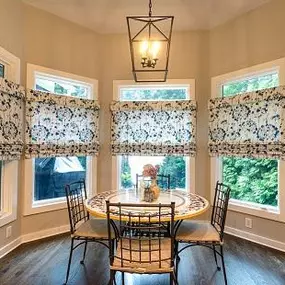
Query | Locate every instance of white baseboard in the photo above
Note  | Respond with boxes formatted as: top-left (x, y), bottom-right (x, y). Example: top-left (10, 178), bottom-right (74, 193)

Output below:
top-left (21, 224), bottom-right (69, 243)
top-left (0, 237), bottom-right (21, 259)
top-left (225, 226), bottom-right (285, 252)
top-left (0, 224), bottom-right (69, 259)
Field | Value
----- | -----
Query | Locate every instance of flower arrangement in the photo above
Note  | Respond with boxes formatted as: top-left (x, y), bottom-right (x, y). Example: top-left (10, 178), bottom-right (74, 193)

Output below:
top-left (142, 164), bottom-right (160, 179)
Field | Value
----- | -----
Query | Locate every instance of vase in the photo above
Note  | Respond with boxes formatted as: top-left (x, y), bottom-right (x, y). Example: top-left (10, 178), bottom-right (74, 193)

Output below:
top-left (150, 178), bottom-right (160, 200)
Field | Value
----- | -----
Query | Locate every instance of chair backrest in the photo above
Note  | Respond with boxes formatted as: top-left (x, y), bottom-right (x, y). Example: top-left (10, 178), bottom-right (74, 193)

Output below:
top-left (65, 180), bottom-right (89, 234)
top-left (106, 201), bottom-right (175, 270)
top-left (211, 181), bottom-right (231, 241)
top-left (136, 174), bottom-right (171, 190)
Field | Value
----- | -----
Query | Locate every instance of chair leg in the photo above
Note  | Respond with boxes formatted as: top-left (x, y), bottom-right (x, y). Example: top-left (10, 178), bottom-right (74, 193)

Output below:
top-left (170, 272), bottom-right (173, 285)
top-left (121, 272), bottom-right (125, 285)
top-left (109, 270), bottom-right (115, 285)
top-left (220, 245), bottom-right (228, 285)
top-left (80, 238), bottom-right (88, 264)
top-left (212, 244), bottom-right (221, 271)
top-left (64, 238), bottom-right (74, 285)
top-left (172, 271), bottom-right (178, 285)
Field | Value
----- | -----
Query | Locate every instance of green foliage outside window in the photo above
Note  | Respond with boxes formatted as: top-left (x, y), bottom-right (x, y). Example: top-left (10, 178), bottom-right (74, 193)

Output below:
top-left (158, 156), bottom-right (186, 189)
top-left (222, 72), bottom-right (279, 207)
top-left (121, 88), bottom-right (187, 100)
top-left (222, 157), bottom-right (278, 206)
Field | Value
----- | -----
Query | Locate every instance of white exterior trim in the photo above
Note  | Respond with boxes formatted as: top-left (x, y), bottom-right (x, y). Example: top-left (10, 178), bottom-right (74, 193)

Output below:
top-left (210, 57), bottom-right (285, 222)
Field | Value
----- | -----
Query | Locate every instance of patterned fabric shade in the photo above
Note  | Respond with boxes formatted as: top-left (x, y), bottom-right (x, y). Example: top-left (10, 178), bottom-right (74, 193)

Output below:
top-left (0, 78), bottom-right (25, 160)
top-left (25, 89), bottom-right (100, 158)
top-left (208, 86), bottom-right (285, 158)
top-left (110, 100), bottom-right (197, 156)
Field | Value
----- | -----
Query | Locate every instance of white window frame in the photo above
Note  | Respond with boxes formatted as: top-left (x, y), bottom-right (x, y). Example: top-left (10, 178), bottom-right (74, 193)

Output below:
top-left (0, 46), bottom-right (20, 83)
top-left (0, 46), bottom-right (20, 226)
top-left (112, 79), bottom-right (196, 193)
top-left (24, 64), bottom-right (98, 215)
top-left (211, 57), bottom-right (285, 222)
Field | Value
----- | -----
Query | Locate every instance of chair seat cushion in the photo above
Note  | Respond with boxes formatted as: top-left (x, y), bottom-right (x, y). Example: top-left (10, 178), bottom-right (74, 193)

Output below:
top-left (111, 238), bottom-right (173, 273)
top-left (176, 220), bottom-right (220, 242)
top-left (72, 218), bottom-right (110, 239)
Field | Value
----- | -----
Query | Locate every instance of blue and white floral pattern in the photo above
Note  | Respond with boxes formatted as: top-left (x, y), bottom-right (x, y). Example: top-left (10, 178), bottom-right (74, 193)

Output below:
top-left (208, 86), bottom-right (285, 158)
top-left (110, 100), bottom-right (197, 156)
top-left (0, 78), bottom-right (24, 160)
top-left (25, 89), bottom-right (100, 158)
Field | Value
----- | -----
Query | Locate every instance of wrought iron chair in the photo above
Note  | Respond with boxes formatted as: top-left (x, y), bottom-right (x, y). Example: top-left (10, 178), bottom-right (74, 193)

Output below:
top-left (136, 174), bottom-right (171, 190)
top-left (106, 201), bottom-right (178, 285)
top-left (175, 181), bottom-right (231, 285)
top-left (64, 180), bottom-right (111, 285)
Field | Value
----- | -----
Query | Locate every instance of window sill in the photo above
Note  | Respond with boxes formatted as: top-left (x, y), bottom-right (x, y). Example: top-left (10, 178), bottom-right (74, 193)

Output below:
top-left (0, 211), bottom-right (17, 227)
top-left (23, 198), bottom-right (67, 216)
top-left (228, 199), bottom-right (283, 222)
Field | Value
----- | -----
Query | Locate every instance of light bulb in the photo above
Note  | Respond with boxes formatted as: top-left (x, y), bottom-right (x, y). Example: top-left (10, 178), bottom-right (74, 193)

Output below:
top-left (140, 41), bottom-right (149, 58)
top-left (151, 41), bottom-right (160, 59)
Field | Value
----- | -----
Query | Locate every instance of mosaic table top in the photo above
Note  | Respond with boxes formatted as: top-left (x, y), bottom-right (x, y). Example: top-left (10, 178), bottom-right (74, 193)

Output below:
top-left (85, 189), bottom-right (209, 222)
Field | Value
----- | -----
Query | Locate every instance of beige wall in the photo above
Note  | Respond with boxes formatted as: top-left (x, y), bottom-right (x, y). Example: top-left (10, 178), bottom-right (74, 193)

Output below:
top-left (0, 0), bottom-right (285, 252)
top-left (209, 0), bottom-right (285, 241)
top-left (0, 0), bottom-right (23, 249)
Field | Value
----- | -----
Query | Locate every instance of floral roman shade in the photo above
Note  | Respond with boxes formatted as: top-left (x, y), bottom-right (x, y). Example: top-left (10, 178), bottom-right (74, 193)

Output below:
top-left (0, 78), bottom-right (25, 160)
top-left (25, 90), bottom-right (100, 158)
top-left (208, 86), bottom-right (285, 159)
top-left (111, 100), bottom-right (197, 156)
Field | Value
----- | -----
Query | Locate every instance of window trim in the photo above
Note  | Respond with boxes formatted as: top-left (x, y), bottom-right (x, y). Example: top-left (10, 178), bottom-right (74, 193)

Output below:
top-left (0, 161), bottom-right (19, 227)
top-left (0, 46), bottom-right (20, 83)
top-left (0, 46), bottom-right (20, 226)
top-left (24, 64), bottom-right (98, 215)
top-left (112, 79), bottom-right (196, 193)
top-left (210, 57), bottom-right (285, 222)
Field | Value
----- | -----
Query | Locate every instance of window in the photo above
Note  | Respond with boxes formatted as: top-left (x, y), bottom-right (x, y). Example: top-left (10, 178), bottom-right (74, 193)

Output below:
top-left (211, 58), bottom-right (285, 221)
top-left (24, 64), bottom-right (98, 215)
top-left (113, 80), bottom-right (195, 192)
top-left (0, 46), bottom-right (20, 226)
top-left (0, 63), bottom-right (5, 78)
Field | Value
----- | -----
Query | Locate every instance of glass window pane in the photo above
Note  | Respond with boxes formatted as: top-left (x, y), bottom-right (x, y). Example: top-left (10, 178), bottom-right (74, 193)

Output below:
top-left (120, 155), bottom-right (186, 190)
top-left (222, 157), bottom-right (278, 207)
top-left (222, 72), bottom-right (279, 97)
top-left (35, 76), bottom-right (89, 98)
top-left (34, 156), bottom-right (86, 201)
top-left (0, 64), bottom-right (5, 78)
top-left (221, 72), bottom-right (279, 207)
top-left (120, 87), bottom-right (188, 101)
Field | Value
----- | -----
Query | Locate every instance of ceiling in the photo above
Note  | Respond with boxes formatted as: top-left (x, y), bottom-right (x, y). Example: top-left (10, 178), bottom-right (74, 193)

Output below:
top-left (22, 0), bottom-right (272, 34)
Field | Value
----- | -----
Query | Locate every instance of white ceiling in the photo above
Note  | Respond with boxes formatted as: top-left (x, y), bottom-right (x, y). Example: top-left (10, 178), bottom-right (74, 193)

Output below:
top-left (22, 0), bottom-right (272, 34)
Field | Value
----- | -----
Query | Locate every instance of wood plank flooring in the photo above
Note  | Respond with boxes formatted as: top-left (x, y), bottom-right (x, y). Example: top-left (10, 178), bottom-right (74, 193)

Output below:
top-left (0, 234), bottom-right (284, 285)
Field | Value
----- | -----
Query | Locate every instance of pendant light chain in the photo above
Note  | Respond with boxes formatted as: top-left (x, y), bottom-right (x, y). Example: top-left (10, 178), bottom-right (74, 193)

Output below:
top-left (149, 0), bottom-right (152, 17)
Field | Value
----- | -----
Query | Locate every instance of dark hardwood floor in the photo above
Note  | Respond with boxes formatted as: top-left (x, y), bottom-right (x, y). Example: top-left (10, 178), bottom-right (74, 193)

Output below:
top-left (0, 233), bottom-right (284, 285)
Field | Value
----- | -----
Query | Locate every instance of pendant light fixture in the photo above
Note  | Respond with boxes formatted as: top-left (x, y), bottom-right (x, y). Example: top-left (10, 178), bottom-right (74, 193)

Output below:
top-left (127, 0), bottom-right (174, 82)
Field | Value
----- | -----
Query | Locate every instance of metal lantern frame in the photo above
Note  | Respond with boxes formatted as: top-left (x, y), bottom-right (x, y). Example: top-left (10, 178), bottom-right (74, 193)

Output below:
top-left (126, 0), bottom-right (174, 82)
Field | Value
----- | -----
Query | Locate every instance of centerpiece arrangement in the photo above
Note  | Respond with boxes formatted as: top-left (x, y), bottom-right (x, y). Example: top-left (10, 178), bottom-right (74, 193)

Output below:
top-left (141, 164), bottom-right (160, 202)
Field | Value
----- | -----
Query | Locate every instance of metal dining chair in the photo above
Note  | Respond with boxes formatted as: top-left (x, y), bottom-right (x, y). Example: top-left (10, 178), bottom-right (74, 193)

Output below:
top-left (175, 181), bottom-right (231, 285)
top-left (136, 174), bottom-right (171, 190)
top-left (64, 180), bottom-right (112, 285)
top-left (106, 201), bottom-right (178, 285)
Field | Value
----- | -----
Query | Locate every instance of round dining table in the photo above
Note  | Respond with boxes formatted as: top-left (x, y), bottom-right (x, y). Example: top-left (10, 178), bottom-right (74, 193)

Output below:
top-left (85, 189), bottom-right (209, 222)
